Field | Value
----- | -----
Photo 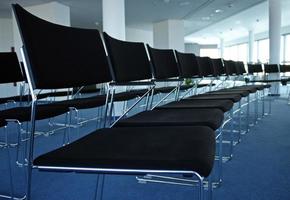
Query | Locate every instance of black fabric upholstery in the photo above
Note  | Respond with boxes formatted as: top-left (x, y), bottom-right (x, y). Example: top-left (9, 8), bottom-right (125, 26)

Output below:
top-left (211, 58), bottom-right (225, 76)
top-left (0, 104), bottom-right (68, 122)
top-left (147, 46), bottom-right (179, 80)
top-left (103, 32), bottom-right (152, 82)
top-left (197, 57), bottom-right (215, 77)
top-left (0, 52), bottom-right (24, 84)
top-left (115, 108), bottom-right (224, 130)
top-left (13, 4), bottom-right (111, 89)
top-left (208, 89), bottom-right (250, 97)
top-left (235, 84), bottom-right (271, 91)
top-left (0, 91), bottom-right (72, 105)
top-left (247, 64), bottom-right (263, 74)
top-left (264, 64), bottom-right (280, 73)
top-left (34, 126), bottom-right (215, 177)
top-left (52, 96), bottom-right (107, 110)
top-left (223, 87), bottom-right (257, 93)
top-left (158, 99), bottom-right (233, 112)
top-left (235, 62), bottom-right (246, 75)
top-left (188, 93), bottom-right (242, 103)
top-left (52, 90), bottom-right (148, 110)
top-left (0, 118), bottom-right (7, 128)
top-left (154, 84), bottom-right (211, 94)
top-left (280, 65), bottom-right (290, 73)
top-left (175, 51), bottom-right (200, 78)
top-left (224, 60), bottom-right (237, 76)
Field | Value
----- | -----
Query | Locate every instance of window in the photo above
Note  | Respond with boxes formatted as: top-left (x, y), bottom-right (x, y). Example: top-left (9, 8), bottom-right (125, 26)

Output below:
top-left (200, 48), bottom-right (219, 58)
top-left (237, 43), bottom-right (248, 63)
top-left (223, 43), bottom-right (248, 63)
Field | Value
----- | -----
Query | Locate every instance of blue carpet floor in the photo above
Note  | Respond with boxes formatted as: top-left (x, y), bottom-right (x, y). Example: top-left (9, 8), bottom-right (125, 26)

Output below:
top-left (1, 98), bottom-right (290, 200)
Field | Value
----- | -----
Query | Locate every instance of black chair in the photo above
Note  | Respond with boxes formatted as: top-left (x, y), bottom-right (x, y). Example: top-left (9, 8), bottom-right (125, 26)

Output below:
top-left (0, 52), bottom-right (27, 108)
top-left (13, 4), bottom-right (216, 200)
top-left (264, 64), bottom-right (279, 74)
top-left (280, 64), bottom-right (290, 73)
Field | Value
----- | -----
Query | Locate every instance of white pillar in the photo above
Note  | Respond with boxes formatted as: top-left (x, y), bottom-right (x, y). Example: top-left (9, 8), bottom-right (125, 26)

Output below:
top-left (153, 20), bottom-right (184, 52)
top-left (219, 38), bottom-right (224, 58)
top-left (268, 0), bottom-right (281, 95)
top-left (248, 30), bottom-right (255, 63)
top-left (269, 0), bottom-right (281, 64)
top-left (102, 0), bottom-right (125, 40)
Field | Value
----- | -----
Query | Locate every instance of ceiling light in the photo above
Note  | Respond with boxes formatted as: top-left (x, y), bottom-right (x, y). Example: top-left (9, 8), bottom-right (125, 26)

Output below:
top-left (179, 1), bottom-right (190, 6)
top-left (163, 0), bottom-right (170, 3)
top-left (202, 17), bottom-right (211, 21)
top-left (215, 9), bottom-right (223, 13)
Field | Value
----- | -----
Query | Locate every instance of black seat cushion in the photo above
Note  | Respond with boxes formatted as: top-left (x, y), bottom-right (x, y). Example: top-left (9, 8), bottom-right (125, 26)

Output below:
top-left (234, 85), bottom-right (265, 91)
top-left (208, 90), bottom-right (249, 97)
top-left (34, 126), bottom-right (215, 177)
top-left (188, 93), bottom-right (241, 103)
top-left (52, 90), bottom-right (148, 110)
top-left (0, 104), bottom-right (69, 122)
top-left (52, 96), bottom-right (107, 110)
top-left (224, 87), bottom-right (257, 93)
top-left (115, 109), bottom-right (224, 130)
top-left (158, 99), bottom-right (233, 112)
top-left (0, 118), bottom-right (7, 128)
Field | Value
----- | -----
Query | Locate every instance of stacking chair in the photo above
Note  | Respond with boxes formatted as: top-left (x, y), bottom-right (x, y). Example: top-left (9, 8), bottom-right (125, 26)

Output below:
top-left (280, 65), bottom-right (290, 101)
top-left (13, 4), bottom-right (216, 200)
top-left (0, 52), bottom-right (26, 108)
top-left (103, 35), bottom-right (225, 196)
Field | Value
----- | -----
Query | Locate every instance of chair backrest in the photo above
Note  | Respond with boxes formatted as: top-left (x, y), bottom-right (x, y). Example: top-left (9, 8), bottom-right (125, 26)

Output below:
top-left (146, 45), bottom-right (179, 80)
top-left (247, 64), bottom-right (263, 74)
top-left (211, 58), bottom-right (225, 76)
top-left (264, 64), bottom-right (279, 73)
top-left (234, 61), bottom-right (246, 75)
top-left (280, 65), bottom-right (290, 73)
top-left (13, 4), bottom-right (111, 90)
top-left (223, 60), bottom-right (236, 76)
top-left (196, 56), bottom-right (215, 77)
top-left (103, 32), bottom-right (152, 83)
top-left (0, 52), bottom-right (24, 84)
top-left (175, 51), bottom-right (200, 78)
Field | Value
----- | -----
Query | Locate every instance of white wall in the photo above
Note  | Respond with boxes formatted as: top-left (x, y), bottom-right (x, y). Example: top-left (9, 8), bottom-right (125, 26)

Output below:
top-left (185, 43), bottom-right (218, 55)
top-left (185, 43), bottom-right (200, 55)
top-left (126, 27), bottom-right (153, 46)
top-left (0, 18), bottom-right (13, 52)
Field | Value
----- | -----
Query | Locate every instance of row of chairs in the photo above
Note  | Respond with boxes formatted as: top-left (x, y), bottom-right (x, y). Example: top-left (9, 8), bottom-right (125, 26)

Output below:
top-left (1, 4), bottom-right (272, 200)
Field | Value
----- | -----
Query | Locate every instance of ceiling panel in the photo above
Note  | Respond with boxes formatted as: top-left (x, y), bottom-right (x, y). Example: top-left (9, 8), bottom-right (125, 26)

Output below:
top-left (0, 0), bottom-right (275, 38)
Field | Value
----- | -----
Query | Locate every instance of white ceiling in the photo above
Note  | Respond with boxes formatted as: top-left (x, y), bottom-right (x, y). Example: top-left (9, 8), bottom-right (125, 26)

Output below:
top-left (0, 0), bottom-right (265, 34)
top-left (185, 0), bottom-right (290, 44)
